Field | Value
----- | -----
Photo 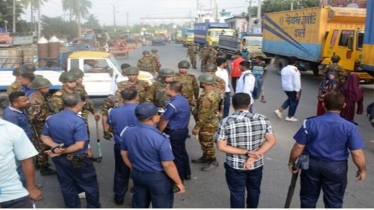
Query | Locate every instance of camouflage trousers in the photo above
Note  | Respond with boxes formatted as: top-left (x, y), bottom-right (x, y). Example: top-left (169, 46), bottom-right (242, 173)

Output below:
top-left (201, 58), bottom-right (209, 72)
top-left (36, 142), bottom-right (51, 167)
top-left (198, 127), bottom-right (218, 159)
top-left (188, 54), bottom-right (197, 68)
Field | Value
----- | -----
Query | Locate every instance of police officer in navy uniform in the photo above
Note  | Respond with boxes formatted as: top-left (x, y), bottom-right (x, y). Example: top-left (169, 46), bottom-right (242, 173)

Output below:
top-left (107, 88), bottom-right (139, 205)
top-left (288, 92), bottom-right (366, 208)
top-left (120, 102), bottom-right (185, 208)
top-left (41, 93), bottom-right (101, 208)
top-left (158, 81), bottom-right (192, 181)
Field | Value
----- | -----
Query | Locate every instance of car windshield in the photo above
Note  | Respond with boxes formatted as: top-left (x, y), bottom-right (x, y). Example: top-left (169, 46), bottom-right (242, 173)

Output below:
top-left (109, 56), bottom-right (120, 71)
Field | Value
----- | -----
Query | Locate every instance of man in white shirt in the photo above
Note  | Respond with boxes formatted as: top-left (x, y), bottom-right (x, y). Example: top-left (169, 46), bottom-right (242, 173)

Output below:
top-left (216, 57), bottom-right (231, 118)
top-left (274, 56), bottom-right (301, 122)
top-left (0, 118), bottom-right (42, 208)
top-left (109, 63), bottom-right (130, 95)
top-left (235, 60), bottom-right (255, 112)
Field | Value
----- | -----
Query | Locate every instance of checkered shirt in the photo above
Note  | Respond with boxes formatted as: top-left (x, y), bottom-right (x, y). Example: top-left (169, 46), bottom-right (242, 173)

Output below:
top-left (216, 111), bottom-right (274, 170)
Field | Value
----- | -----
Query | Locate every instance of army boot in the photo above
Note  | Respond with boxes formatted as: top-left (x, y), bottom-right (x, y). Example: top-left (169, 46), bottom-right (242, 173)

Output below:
top-left (40, 167), bottom-right (57, 176)
top-left (200, 158), bottom-right (219, 172)
top-left (191, 156), bottom-right (209, 164)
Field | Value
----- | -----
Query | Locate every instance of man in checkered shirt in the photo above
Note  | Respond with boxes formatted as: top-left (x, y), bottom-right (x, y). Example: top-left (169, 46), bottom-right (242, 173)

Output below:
top-left (216, 93), bottom-right (276, 208)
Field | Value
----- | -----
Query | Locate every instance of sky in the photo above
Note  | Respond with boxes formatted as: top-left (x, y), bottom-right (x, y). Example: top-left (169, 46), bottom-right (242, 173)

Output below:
top-left (20, 0), bottom-right (258, 26)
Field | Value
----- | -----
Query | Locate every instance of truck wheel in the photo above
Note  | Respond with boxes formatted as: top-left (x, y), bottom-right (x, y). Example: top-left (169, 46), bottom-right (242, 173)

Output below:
top-left (312, 68), bottom-right (320, 76)
top-left (276, 58), bottom-right (288, 75)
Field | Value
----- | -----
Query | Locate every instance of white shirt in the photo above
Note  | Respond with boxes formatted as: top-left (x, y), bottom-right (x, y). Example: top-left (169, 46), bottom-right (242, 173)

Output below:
top-left (281, 65), bottom-right (301, 92)
top-left (235, 70), bottom-right (255, 104)
top-left (215, 67), bottom-right (230, 93)
top-left (109, 73), bottom-right (128, 95)
top-left (0, 119), bottom-right (38, 203)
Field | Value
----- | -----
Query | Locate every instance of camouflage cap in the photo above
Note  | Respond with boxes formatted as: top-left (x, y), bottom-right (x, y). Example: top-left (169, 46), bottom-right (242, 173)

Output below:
top-left (151, 48), bottom-right (158, 53)
top-left (125, 66), bottom-right (140, 75)
top-left (59, 72), bottom-right (77, 83)
top-left (198, 73), bottom-right (216, 85)
top-left (178, 60), bottom-right (191, 68)
top-left (143, 50), bottom-right (150, 55)
top-left (31, 77), bottom-right (52, 89)
top-left (204, 63), bottom-right (217, 72)
top-left (158, 68), bottom-right (175, 78)
top-left (69, 68), bottom-right (84, 78)
top-left (23, 64), bottom-right (36, 73)
top-left (331, 54), bottom-right (340, 63)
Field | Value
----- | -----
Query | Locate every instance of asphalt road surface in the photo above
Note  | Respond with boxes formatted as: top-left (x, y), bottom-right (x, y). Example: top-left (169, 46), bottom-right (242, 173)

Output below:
top-left (35, 42), bottom-right (374, 208)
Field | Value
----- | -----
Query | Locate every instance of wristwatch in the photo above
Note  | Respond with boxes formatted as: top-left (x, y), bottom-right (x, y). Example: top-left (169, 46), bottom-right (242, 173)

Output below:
top-left (245, 150), bottom-right (250, 157)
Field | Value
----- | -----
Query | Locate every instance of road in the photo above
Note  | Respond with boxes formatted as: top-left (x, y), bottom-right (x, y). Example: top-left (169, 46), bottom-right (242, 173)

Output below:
top-left (35, 42), bottom-right (374, 208)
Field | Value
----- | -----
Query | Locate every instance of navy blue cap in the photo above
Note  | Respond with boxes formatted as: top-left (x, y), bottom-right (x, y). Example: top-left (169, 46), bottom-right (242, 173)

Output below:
top-left (135, 102), bottom-right (165, 120)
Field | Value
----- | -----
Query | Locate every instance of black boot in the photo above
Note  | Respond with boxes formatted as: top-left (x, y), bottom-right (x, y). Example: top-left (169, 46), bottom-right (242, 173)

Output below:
top-left (200, 158), bottom-right (219, 171)
top-left (40, 167), bottom-right (57, 176)
top-left (191, 156), bottom-right (209, 164)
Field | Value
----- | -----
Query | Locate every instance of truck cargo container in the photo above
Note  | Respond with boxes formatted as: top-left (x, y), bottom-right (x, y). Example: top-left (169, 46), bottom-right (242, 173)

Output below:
top-left (194, 22), bottom-right (236, 49)
top-left (360, 0), bottom-right (374, 82)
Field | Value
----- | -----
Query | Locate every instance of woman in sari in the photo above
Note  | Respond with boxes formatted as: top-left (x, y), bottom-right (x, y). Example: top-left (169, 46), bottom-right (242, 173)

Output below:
top-left (340, 73), bottom-right (364, 121)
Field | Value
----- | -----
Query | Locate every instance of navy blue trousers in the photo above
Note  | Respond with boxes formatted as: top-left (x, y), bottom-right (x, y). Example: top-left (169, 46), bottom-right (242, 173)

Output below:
top-left (223, 92), bottom-right (231, 118)
top-left (113, 143), bottom-right (130, 203)
top-left (300, 157), bottom-right (348, 208)
top-left (224, 163), bottom-right (263, 208)
top-left (53, 156), bottom-right (101, 208)
top-left (131, 169), bottom-right (174, 208)
top-left (165, 127), bottom-right (191, 180)
top-left (281, 91), bottom-right (300, 117)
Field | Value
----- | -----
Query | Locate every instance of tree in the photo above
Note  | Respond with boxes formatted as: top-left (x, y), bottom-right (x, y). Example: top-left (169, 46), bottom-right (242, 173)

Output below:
top-left (0, 0), bottom-right (24, 32)
top-left (246, 0), bottom-right (320, 17)
top-left (61, 0), bottom-right (92, 36)
top-left (21, 0), bottom-right (49, 31)
top-left (41, 15), bottom-right (78, 39)
top-left (83, 14), bottom-right (100, 29)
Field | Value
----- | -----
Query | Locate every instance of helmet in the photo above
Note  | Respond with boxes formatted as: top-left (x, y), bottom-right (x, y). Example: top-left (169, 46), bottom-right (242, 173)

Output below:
top-left (143, 50), bottom-right (150, 55)
top-left (151, 48), bottom-right (158, 53)
top-left (12, 67), bottom-right (25, 76)
top-left (23, 64), bottom-right (36, 73)
top-left (198, 73), bottom-right (216, 85)
top-left (158, 68), bottom-right (175, 78)
top-left (331, 54), bottom-right (340, 63)
top-left (31, 77), bottom-right (52, 89)
top-left (69, 68), bottom-right (84, 78)
top-left (125, 66), bottom-right (140, 75)
top-left (59, 72), bottom-right (77, 83)
top-left (204, 63), bottom-right (217, 72)
top-left (178, 60), bottom-right (191, 69)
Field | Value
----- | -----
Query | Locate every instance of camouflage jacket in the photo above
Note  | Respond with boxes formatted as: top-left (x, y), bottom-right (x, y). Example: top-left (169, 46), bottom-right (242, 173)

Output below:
top-left (145, 80), bottom-right (170, 108)
top-left (214, 76), bottom-right (226, 97)
top-left (27, 93), bottom-right (52, 136)
top-left (49, 88), bottom-right (74, 114)
top-left (208, 48), bottom-right (217, 64)
top-left (199, 48), bottom-right (210, 59)
top-left (151, 53), bottom-right (161, 71)
top-left (324, 63), bottom-right (346, 85)
top-left (101, 95), bottom-right (122, 116)
top-left (75, 83), bottom-right (96, 119)
top-left (174, 73), bottom-right (199, 104)
top-left (7, 81), bottom-right (22, 95)
top-left (187, 45), bottom-right (197, 56)
top-left (137, 56), bottom-right (156, 72)
top-left (194, 88), bottom-right (220, 129)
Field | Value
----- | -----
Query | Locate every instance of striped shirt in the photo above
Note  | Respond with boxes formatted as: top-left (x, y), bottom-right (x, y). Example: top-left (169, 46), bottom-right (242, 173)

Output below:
top-left (216, 111), bottom-right (274, 170)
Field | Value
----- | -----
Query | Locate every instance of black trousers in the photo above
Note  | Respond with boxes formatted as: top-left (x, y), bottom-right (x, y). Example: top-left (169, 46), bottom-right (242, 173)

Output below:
top-left (0, 196), bottom-right (34, 208)
top-left (300, 157), bottom-right (348, 208)
top-left (113, 143), bottom-right (130, 203)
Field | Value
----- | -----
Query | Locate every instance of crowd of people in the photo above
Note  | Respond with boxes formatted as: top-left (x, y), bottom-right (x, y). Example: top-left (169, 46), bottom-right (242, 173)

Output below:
top-left (0, 45), bottom-right (370, 209)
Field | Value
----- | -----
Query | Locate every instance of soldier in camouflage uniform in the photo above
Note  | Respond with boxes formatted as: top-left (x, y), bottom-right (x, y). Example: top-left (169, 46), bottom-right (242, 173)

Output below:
top-left (191, 73), bottom-right (221, 171)
top-left (27, 77), bottom-right (56, 176)
top-left (151, 48), bottom-right (161, 72)
top-left (204, 64), bottom-right (226, 116)
top-left (323, 54), bottom-right (346, 91)
top-left (199, 44), bottom-right (210, 72)
top-left (207, 46), bottom-right (218, 65)
top-left (7, 67), bottom-right (25, 95)
top-left (137, 50), bottom-right (157, 77)
top-left (49, 72), bottom-right (77, 114)
top-left (187, 43), bottom-right (197, 69)
top-left (174, 60), bottom-right (199, 110)
top-left (146, 68), bottom-right (174, 109)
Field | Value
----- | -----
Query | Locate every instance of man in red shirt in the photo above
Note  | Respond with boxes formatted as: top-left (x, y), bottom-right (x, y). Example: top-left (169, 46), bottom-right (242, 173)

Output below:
top-left (230, 51), bottom-right (246, 92)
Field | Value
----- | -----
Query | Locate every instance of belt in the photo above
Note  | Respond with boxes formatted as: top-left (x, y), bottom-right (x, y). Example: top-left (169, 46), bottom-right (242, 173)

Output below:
top-left (165, 127), bottom-right (187, 132)
top-left (133, 168), bottom-right (165, 174)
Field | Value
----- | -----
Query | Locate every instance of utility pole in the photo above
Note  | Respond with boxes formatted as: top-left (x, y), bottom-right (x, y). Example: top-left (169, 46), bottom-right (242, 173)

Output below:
top-left (214, 0), bottom-right (218, 22)
top-left (126, 12), bottom-right (129, 29)
top-left (77, 0), bottom-right (82, 37)
top-left (113, 4), bottom-right (116, 27)
top-left (291, 0), bottom-right (294, 10)
top-left (247, 0), bottom-right (252, 33)
top-left (30, 2), bottom-right (33, 32)
top-left (257, 0), bottom-right (262, 21)
top-left (13, 0), bottom-right (16, 33)
top-left (38, 0), bottom-right (41, 39)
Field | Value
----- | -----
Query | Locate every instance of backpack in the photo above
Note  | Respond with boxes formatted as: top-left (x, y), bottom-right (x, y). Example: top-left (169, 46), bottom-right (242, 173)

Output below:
top-left (243, 72), bottom-right (263, 100)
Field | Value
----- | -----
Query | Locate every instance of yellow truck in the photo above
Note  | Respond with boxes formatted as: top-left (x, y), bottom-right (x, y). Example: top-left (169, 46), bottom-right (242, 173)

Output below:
top-left (263, 6), bottom-right (370, 79)
top-left (360, 1), bottom-right (374, 83)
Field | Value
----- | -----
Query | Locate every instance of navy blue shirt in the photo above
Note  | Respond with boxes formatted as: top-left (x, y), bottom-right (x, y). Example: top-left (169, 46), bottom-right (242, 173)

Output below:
top-left (107, 103), bottom-right (138, 144)
top-left (162, 94), bottom-right (190, 130)
top-left (293, 112), bottom-right (365, 161)
top-left (3, 106), bottom-right (32, 140)
top-left (121, 123), bottom-right (174, 172)
top-left (22, 85), bottom-right (34, 97)
top-left (42, 110), bottom-right (89, 155)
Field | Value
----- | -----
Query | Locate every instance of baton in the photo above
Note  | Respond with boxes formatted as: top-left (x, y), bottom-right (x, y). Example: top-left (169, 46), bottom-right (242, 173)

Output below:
top-left (284, 166), bottom-right (299, 208)
top-left (89, 120), bottom-right (103, 162)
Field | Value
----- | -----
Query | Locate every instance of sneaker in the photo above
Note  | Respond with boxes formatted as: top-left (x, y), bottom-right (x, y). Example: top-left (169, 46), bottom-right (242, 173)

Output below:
top-left (274, 110), bottom-right (282, 119)
top-left (78, 192), bottom-right (86, 199)
top-left (285, 117), bottom-right (298, 122)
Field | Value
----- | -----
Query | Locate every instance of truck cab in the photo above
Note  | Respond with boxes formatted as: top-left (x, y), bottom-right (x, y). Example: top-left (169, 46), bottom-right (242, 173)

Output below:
top-left (240, 36), bottom-right (265, 58)
top-left (207, 29), bottom-right (236, 47)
